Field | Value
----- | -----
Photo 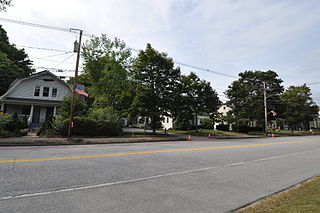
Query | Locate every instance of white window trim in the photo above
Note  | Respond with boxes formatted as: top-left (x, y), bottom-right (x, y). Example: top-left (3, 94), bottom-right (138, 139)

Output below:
top-left (52, 88), bottom-right (58, 97)
top-left (42, 86), bottom-right (50, 97)
top-left (34, 85), bottom-right (41, 97)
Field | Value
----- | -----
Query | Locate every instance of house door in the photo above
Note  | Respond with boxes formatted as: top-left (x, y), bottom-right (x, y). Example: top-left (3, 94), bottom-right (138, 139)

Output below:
top-left (32, 106), bottom-right (41, 123)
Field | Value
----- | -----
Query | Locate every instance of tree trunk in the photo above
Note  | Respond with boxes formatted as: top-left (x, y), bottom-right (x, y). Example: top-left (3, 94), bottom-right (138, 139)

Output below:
top-left (195, 113), bottom-right (198, 132)
top-left (152, 116), bottom-right (156, 133)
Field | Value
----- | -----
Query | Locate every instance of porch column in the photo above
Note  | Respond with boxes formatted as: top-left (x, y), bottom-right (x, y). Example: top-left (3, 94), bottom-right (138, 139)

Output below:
top-left (0, 102), bottom-right (4, 112)
top-left (28, 105), bottom-right (34, 126)
top-left (53, 106), bottom-right (57, 116)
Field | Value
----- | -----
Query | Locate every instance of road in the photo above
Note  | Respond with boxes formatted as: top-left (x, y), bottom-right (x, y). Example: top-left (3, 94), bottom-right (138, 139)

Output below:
top-left (1, 136), bottom-right (320, 213)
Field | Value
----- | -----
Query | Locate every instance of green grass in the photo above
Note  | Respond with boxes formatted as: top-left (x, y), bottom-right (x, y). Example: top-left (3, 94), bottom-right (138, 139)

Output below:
top-left (168, 129), bottom-right (250, 137)
top-left (236, 176), bottom-right (320, 213)
top-left (248, 130), bottom-right (320, 136)
top-left (121, 131), bottom-right (174, 138)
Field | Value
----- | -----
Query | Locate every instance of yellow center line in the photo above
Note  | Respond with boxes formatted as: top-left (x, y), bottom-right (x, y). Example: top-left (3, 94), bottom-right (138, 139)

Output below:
top-left (0, 139), bottom-right (317, 164)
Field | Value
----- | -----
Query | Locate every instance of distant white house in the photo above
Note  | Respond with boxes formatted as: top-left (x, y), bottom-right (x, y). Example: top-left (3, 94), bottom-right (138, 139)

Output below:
top-left (0, 71), bottom-right (72, 128)
top-left (214, 104), bottom-right (232, 130)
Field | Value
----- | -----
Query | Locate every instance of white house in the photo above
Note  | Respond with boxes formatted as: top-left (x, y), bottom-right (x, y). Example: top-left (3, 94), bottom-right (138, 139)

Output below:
top-left (0, 71), bottom-right (72, 128)
top-left (214, 104), bottom-right (232, 130)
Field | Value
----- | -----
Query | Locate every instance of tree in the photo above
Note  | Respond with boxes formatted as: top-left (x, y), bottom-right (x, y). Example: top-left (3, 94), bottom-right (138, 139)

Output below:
top-left (0, 0), bottom-right (12, 11)
top-left (131, 43), bottom-right (181, 133)
top-left (281, 85), bottom-right (318, 132)
top-left (175, 72), bottom-right (220, 131)
top-left (0, 25), bottom-right (34, 95)
top-left (81, 35), bottom-right (133, 114)
top-left (226, 70), bottom-right (284, 127)
top-left (60, 94), bottom-right (88, 118)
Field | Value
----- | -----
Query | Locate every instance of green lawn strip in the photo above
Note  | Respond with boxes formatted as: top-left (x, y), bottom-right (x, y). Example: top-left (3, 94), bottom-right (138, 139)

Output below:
top-left (236, 176), bottom-right (320, 213)
top-left (168, 129), bottom-right (250, 137)
top-left (121, 132), bottom-right (175, 138)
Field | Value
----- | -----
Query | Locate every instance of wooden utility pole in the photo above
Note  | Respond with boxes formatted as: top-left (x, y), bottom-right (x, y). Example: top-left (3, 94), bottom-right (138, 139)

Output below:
top-left (68, 29), bottom-right (83, 137)
top-left (263, 81), bottom-right (268, 136)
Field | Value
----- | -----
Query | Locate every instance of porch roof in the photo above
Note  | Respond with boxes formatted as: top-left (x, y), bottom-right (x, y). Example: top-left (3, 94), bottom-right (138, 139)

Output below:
top-left (1, 97), bottom-right (62, 106)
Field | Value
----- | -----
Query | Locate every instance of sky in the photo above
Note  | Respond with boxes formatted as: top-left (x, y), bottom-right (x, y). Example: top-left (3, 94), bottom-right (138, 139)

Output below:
top-left (0, 0), bottom-right (320, 104)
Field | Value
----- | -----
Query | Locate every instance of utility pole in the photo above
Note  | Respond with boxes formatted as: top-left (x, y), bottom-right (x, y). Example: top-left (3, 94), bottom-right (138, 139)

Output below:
top-left (263, 81), bottom-right (268, 136)
top-left (68, 29), bottom-right (83, 137)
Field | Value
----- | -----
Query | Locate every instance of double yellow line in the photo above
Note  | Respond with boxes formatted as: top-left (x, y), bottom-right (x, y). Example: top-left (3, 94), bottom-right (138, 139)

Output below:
top-left (0, 139), bottom-right (317, 164)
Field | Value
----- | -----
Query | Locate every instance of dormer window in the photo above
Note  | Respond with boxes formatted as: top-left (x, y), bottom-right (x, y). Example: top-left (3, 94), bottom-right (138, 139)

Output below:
top-left (43, 87), bottom-right (49, 97)
top-left (52, 88), bottom-right (57, 97)
top-left (34, 86), bottom-right (40, 96)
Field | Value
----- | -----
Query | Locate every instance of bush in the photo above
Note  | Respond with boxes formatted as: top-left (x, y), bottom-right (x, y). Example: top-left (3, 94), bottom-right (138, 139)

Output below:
top-left (249, 126), bottom-right (264, 132)
top-left (216, 124), bottom-right (229, 131)
top-left (174, 119), bottom-right (194, 130)
top-left (0, 129), bottom-right (17, 138)
top-left (202, 119), bottom-right (213, 129)
top-left (88, 107), bottom-right (121, 124)
top-left (237, 125), bottom-right (250, 133)
top-left (38, 116), bottom-right (122, 137)
top-left (0, 113), bottom-right (27, 134)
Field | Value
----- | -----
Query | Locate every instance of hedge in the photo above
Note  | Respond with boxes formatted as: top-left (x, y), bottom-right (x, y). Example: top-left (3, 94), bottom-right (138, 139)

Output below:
top-left (38, 116), bottom-right (122, 137)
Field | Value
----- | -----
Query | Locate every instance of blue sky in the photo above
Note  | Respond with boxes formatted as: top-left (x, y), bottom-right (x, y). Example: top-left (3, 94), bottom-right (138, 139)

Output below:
top-left (0, 0), bottom-right (319, 103)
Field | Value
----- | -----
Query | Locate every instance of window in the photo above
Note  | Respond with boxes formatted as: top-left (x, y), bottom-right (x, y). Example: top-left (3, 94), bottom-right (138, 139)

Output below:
top-left (52, 88), bottom-right (57, 97)
top-left (34, 86), bottom-right (40, 96)
top-left (43, 87), bottom-right (49, 97)
top-left (167, 117), bottom-right (169, 123)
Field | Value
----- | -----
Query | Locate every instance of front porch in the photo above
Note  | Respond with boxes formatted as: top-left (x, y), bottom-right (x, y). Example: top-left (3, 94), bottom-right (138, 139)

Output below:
top-left (1, 99), bottom-right (61, 129)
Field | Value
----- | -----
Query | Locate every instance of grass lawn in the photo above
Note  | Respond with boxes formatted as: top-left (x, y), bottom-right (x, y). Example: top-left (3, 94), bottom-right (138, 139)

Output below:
top-left (121, 131), bottom-right (175, 138)
top-left (235, 176), bottom-right (320, 213)
top-left (248, 130), bottom-right (320, 136)
top-left (168, 129), bottom-right (250, 137)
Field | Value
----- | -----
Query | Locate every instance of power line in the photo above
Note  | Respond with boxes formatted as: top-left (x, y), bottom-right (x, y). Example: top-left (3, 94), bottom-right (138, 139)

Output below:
top-left (174, 61), bottom-right (237, 78)
top-left (0, 17), bottom-right (94, 37)
top-left (53, 54), bottom-right (75, 68)
top-left (17, 45), bottom-right (73, 53)
top-left (307, 81), bottom-right (320, 86)
top-left (1, 17), bottom-right (238, 79)
top-left (34, 52), bottom-right (71, 60)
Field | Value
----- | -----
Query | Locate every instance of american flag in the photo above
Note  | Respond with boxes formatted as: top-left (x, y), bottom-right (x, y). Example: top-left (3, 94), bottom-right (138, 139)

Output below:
top-left (75, 86), bottom-right (88, 97)
top-left (270, 110), bottom-right (277, 116)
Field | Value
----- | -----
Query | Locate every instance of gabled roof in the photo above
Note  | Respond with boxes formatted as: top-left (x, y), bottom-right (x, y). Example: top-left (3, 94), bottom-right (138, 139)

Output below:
top-left (0, 70), bottom-right (72, 99)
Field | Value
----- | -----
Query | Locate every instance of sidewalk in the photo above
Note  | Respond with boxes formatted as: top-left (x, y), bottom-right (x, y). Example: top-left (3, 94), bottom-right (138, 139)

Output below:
top-left (0, 135), bottom-right (187, 146)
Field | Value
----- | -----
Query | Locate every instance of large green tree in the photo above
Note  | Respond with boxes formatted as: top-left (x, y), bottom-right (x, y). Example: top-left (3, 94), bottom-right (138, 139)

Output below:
top-left (131, 43), bottom-right (181, 133)
top-left (0, 25), bottom-right (34, 95)
top-left (0, 0), bottom-right (11, 11)
top-left (281, 85), bottom-right (318, 132)
top-left (81, 35), bottom-right (133, 114)
top-left (175, 72), bottom-right (221, 131)
top-left (226, 70), bottom-right (284, 126)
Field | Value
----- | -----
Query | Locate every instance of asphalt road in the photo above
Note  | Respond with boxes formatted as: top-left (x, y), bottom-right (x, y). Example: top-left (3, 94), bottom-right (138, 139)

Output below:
top-left (1, 136), bottom-right (320, 213)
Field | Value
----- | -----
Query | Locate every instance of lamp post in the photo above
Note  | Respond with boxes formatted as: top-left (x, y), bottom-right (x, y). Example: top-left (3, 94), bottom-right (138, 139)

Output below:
top-left (68, 29), bottom-right (83, 137)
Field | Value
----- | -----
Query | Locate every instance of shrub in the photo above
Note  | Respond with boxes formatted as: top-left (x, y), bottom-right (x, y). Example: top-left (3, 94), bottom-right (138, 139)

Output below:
top-left (202, 119), bottom-right (213, 129)
top-left (60, 94), bottom-right (88, 118)
top-left (88, 107), bottom-right (121, 124)
top-left (0, 129), bottom-right (16, 138)
top-left (237, 125), bottom-right (250, 133)
top-left (174, 119), bottom-right (194, 130)
top-left (0, 113), bottom-right (27, 134)
top-left (249, 126), bottom-right (264, 132)
top-left (48, 117), bottom-right (122, 136)
top-left (216, 124), bottom-right (229, 131)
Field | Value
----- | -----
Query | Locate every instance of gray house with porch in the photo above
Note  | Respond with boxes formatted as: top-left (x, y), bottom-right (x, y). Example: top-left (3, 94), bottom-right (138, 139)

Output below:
top-left (0, 71), bottom-right (72, 129)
